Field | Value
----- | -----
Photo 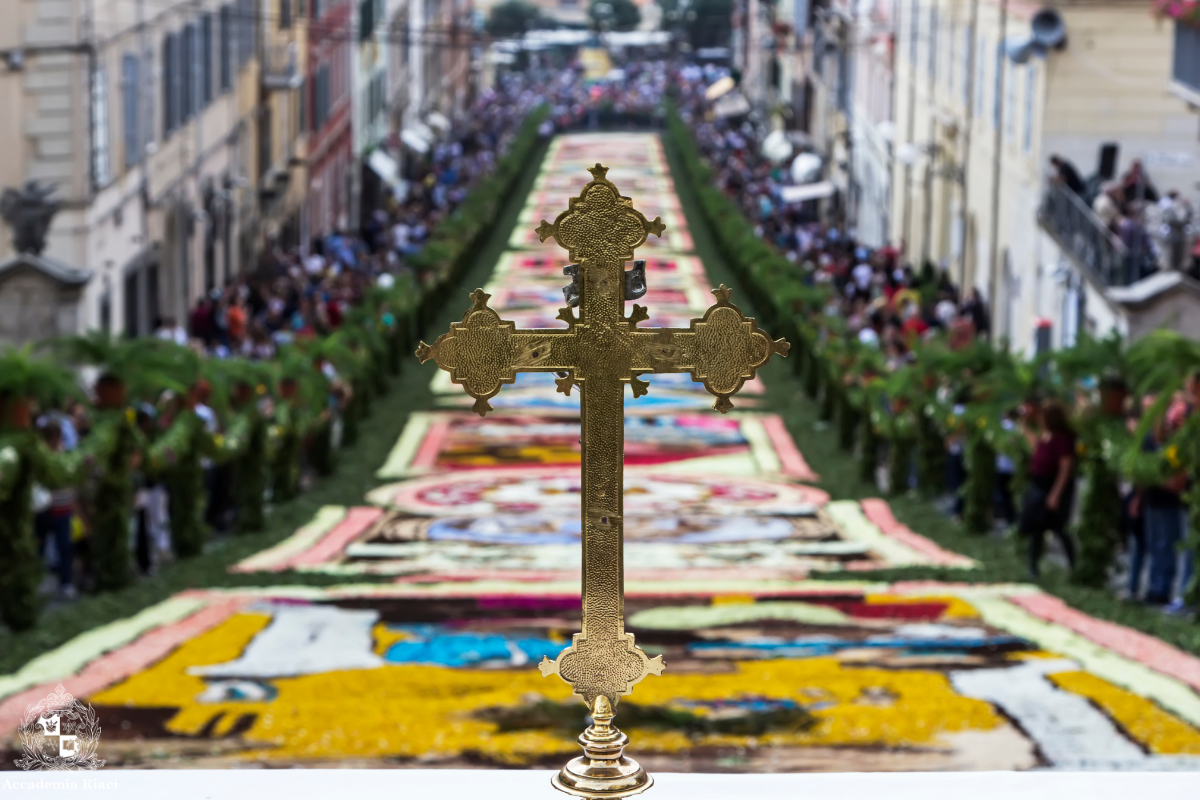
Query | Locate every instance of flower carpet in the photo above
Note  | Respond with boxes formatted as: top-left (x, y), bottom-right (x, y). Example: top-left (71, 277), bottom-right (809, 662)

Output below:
top-left (5, 132), bottom-right (1200, 772)
top-left (4, 583), bottom-right (1200, 770)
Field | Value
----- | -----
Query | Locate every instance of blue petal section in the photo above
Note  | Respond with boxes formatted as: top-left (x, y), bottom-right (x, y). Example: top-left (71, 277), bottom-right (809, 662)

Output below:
top-left (687, 636), bottom-right (1029, 659)
top-left (384, 631), bottom-right (568, 667)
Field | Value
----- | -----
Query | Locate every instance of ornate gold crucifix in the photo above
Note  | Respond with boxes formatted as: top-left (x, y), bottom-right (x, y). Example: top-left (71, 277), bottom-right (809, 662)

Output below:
top-left (417, 164), bottom-right (788, 798)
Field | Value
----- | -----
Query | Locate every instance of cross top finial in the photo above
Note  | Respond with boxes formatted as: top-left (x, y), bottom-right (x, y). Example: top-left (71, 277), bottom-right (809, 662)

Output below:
top-left (535, 164), bottom-right (665, 264)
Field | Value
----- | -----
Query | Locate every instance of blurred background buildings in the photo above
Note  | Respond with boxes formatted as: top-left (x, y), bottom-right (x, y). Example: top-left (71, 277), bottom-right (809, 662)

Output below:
top-left (0, 0), bottom-right (1197, 350)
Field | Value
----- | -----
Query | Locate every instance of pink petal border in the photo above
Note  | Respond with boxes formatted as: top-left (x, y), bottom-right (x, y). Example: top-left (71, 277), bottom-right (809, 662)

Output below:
top-left (1009, 592), bottom-right (1200, 693)
top-left (760, 414), bottom-right (819, 482)
top-left (860, 498), bottom-right (976, 567)
top-left (287, 506), bottom-right (385, 568)
top-left (0, 597), bottom-right (244, 736)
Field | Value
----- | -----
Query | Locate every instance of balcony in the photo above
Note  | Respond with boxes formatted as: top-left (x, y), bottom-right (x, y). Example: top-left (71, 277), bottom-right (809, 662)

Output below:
top-left (1037, 182), bottom-right (1152, 289)
top-left (263, 43), bottom-right (303, 91)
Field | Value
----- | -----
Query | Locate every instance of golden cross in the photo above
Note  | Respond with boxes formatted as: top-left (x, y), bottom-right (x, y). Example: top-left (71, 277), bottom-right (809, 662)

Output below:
top-left (416, 164), bottom-right (788, 797)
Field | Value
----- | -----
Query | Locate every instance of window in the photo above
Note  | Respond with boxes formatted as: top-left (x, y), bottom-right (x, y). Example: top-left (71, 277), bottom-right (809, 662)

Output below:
top-left (975, 35), bottom-right (985, 119)
top-left (259, 104), bottom-right (272, 177)
top-left (181, 23), bottom-right (195, 122)
top-left (121, 54), bottom-right (140, 168)
top-left (237, 0), bottom-right (255, 69)
top-left (92, 66), bottom-right (111, 187)
top-left (142, 46), bottom-right (156, 149)
top-left (399, 7), bottom-right (410, 65)
top-left (945, 21), bottom-right (955, 91)
top-left (201, 14), bottom-right (214, 105)
top-left (162, 32), bottom-right (178, 135)
top-left (928, 5), bottom-right (937, 82)
top-left (359, 0), bottom-right (375, 41)
top-left (313, 62), bottom-right (331, 130)
top-left (219, 5), bottom-right (232, 91)
top-left (992, 40), bottom-right (1002, 129)
top-left (298, 75), bottom-right (307, 132)
top-left (1005, 60), bottom-right (1016, 140)
top-left (961, 25), bottom-right (972, 107)
top-left (311, 0), bottom-right (322, 18)
top-left (1173, 21), bottom-right (1200, 94)
top-left (281, 0), bottom-right (293, 28)
top-left (909, 0), bottom-right (919, 66)
top-left (1023, 63), bottom-right (1036, 153)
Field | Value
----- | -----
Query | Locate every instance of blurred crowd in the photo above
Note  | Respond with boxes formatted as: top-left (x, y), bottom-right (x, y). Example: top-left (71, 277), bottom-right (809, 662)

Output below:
top-left (23, 75), bottom-right (543, 604)
top-left (673, 60), bottom-right (1197, 611)
top-left (16, 55), bottom-right (1198, 620)
top-left (177, 73), bottom-right (547, 363)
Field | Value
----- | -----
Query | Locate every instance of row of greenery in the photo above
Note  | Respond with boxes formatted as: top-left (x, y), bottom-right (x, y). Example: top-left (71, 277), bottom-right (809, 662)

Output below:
top-left (666, 108), bottom-right (1200, 605)
top-left (0, 106), bottom-right (549, 634)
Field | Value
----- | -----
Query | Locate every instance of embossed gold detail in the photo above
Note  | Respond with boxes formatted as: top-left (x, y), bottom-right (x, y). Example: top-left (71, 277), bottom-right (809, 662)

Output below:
top-left (416, 164), bottom-right (789, 797)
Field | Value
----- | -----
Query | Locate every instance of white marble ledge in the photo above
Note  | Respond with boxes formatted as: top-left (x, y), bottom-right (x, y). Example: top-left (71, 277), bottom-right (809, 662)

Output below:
top-left (3, 770), bottom-right (1199, 799)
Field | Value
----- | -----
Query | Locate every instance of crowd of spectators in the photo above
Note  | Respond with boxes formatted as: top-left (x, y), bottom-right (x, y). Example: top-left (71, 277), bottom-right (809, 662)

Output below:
top-left (24, 56), bottom-right (1197, 614)
top-left (28, 74), bottom-right (544, 601)
top-left (175, 73), bottom-right (547, 364)
top-left (537, 59), bottom-right (671, 133)
top-left (675, 61), bottom-right (1195, 611)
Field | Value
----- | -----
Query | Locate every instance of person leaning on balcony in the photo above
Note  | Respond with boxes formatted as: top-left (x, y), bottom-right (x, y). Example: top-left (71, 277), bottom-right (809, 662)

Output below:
top-left (1093, 183), bottom-right (1122, 231)
top-left (1050, 154), bottom-right (1086, 197)
top-left (1158, 190), bottom-right (1194, 272)
top-left (1120, 159), bottom-right (1159, 206)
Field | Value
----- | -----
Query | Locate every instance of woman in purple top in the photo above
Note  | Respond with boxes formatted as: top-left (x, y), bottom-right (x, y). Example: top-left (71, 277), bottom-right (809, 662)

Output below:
top-left (1019, 400), bottom-right (1078, 578)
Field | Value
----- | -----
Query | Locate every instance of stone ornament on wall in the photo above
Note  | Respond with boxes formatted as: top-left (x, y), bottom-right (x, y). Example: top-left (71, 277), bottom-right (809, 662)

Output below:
top-left (0, 179), bottom-right (92, 347)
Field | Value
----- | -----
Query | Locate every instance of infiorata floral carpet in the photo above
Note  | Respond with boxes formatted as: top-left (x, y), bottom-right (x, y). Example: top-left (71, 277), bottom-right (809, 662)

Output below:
top-left (3, 133), bottom-right (1199, 771)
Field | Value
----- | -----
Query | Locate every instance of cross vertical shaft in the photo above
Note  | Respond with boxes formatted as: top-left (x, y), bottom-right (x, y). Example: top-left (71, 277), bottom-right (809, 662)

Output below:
top-left (580, 265), bottom-right (626, 647)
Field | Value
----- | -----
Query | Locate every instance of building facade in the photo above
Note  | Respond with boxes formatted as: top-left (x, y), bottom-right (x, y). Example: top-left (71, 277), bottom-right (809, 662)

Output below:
top-left (809, 0), bottom-right (898, 243)
top-left (0, 0), bottom-right (313, 339)
top-left (307, 0), bottom-right (355, 238)
top-left (892, 0), bottom-right (1200, 350)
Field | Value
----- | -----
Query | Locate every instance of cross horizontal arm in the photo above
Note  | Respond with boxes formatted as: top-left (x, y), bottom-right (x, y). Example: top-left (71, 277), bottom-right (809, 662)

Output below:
top-left (628, 286), bottom-right (790, 412)
top-left (415, 289), bottom-right (579, 415)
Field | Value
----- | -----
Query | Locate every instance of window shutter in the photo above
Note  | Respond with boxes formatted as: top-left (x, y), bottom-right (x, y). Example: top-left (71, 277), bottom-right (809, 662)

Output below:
top-left (91, 66), bottom-right (111, 188)
top-left (162, 33), bottom-right (174, 135)
top-left (202, 14), bottom-right (214, 105)
top-left (122, 54), bottom-right (140, 168)
top-left (143, 46), bottom-right (156, 150)
top-left (220, 5), bottom-right (232, 91)
top-left (180, 25), bottom-right (193, 121)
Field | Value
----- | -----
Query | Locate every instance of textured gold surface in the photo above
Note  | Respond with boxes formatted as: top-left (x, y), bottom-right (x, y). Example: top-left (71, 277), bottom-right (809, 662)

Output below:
top-left (417, 164), bottom-right (789, 796)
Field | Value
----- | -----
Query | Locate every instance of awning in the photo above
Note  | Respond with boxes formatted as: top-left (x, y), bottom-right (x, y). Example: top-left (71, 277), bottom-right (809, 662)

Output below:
top-left (705, 76), bottom-right (736, 101)
top-left (780, 181), bottom-right (836, 204)
top-left (400, 127), bottom-right (431, 154)
top-left (712, 91), bottom-right (750, 119)
top-left (791, 152), bottom-right (823, 183)
top-left (367, 149), bottom-right (408, 199)
top-left (761, 129), bottom-right (794, 164)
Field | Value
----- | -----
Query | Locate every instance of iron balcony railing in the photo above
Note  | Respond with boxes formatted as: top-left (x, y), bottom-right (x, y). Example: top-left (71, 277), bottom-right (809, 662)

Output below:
top-left (1037, 181), bottom-right (1152, 289)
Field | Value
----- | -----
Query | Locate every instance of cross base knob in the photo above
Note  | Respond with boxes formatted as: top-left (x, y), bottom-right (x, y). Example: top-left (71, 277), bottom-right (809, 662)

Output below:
top-left (551, 697), bottom-right (653, 800)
